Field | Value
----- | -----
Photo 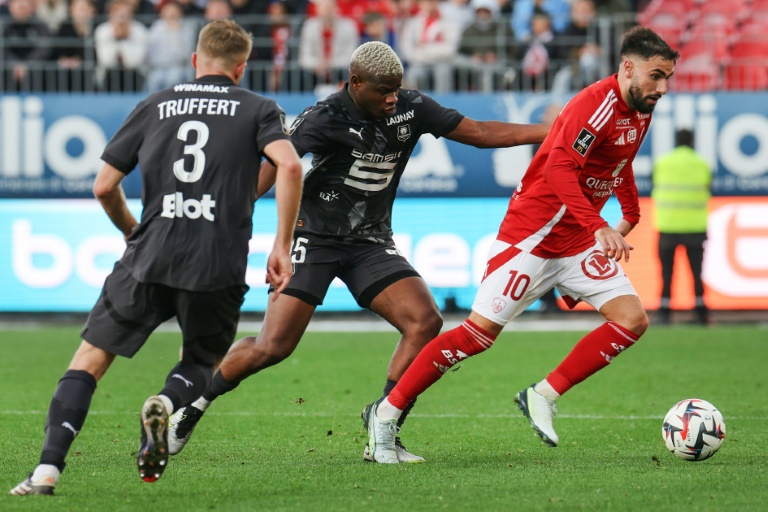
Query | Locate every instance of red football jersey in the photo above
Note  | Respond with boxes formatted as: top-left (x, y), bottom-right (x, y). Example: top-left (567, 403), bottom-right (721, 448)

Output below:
top-left (498, 74), bottom-right (648, 258)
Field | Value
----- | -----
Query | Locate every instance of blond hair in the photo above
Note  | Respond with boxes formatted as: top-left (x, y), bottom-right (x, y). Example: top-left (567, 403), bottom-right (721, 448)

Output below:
top-left (196, 19), bottom-right (252, 69)
top-left (349, 41), bottom-right (403, 78)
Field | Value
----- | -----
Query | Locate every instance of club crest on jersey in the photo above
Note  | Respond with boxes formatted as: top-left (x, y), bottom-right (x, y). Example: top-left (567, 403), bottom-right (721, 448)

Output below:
top-left (572, 128), bottom-right (595, 156)
top-left (627, 127), bottom-right (637, 143)
top-left (397, 124), bottom-right (411, 142)
top-left (492, 297), bottom-right (506, 313)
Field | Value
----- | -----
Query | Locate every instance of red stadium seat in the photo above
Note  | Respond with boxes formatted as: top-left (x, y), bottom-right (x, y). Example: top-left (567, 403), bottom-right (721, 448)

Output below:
top-left (723, 38), bottom-right (768, 90)
top-left (679, 33), bottom-right (731, 63)
top-left (638, 0), bottom-right (695, 25)
top-left (671, 54), bottom-right (721, 92)
top-left (645, 13), bottom-right (687, 48)
top-left (696, 0), bottom-right (747, 18)
top-left (724, 63), bottom-right (768, 90)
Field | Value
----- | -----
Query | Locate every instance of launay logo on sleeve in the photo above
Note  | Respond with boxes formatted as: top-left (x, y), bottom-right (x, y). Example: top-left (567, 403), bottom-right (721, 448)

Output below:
top-left (572, 128), bottom-right (596, 156)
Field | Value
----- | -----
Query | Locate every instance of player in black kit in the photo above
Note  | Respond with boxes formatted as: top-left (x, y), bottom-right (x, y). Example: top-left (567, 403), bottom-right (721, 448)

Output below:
top-left (168, 41), bottom-right (549, 463)
top-left (10, 20), bottom-right (302, 496)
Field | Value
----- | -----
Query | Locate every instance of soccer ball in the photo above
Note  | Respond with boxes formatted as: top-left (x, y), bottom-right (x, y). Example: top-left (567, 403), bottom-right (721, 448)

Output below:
top-left (662, 398), bottom-right (726, 461)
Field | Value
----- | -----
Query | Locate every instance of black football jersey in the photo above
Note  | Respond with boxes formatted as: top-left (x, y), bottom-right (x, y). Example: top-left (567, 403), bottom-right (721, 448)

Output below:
top-left (290, 85), bottom-right (464, 244)
top-left (101, 75), bottom-right (289, 291)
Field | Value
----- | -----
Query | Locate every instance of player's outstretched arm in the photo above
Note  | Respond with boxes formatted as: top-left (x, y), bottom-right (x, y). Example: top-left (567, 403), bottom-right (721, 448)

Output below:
top-left (93, 163), bottom-right (138, 242)
top-left (444, 118), bottom-right (550, 148)
top-left (262, 139), bottom-right (303, 297)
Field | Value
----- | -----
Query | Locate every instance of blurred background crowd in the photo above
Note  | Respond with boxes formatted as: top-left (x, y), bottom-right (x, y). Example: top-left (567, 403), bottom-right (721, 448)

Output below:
top-left (0, 0), bottom-right (765, 94)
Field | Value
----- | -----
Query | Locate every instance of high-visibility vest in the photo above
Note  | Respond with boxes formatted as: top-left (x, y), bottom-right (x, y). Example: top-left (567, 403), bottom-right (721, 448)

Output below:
top-left (652, 146), bottom-right (711, 233)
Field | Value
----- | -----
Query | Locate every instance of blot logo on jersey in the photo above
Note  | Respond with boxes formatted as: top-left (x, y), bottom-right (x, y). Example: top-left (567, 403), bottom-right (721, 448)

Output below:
top-left (572, 128), bottom-right (595, 156)
top-left (348, 127), bottom-right (364, 140)
top-left (397, 124), bottom-right (411, 142)
top-left (161, 192), bottom-right (215, 221)
top-left (492, 297), bottom-right (507, 313)
top-left (581, 250), bottom-right (619, 280)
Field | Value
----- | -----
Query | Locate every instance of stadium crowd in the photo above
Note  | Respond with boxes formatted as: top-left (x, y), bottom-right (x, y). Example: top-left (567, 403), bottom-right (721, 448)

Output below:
top-left (1, 0), bottom-right (765, 93)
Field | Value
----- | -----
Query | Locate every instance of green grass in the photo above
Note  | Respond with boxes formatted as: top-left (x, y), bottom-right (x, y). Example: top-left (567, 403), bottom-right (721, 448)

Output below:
top-left (1, 324), bottom-right (766, 511)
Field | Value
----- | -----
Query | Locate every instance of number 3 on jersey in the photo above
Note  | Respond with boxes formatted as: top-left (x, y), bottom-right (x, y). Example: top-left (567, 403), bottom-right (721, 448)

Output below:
top-left (174, 120), bottom-right (210, 183)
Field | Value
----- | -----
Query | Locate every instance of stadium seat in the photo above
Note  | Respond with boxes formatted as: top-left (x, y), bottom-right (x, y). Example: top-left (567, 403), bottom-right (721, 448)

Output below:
top-left (723, 38), bottom-right (768, 90)
top-left (645, 13), bottom-right (687, 48)
top-left (671, 54), bottom-right (721, 92)
top-left (695, 0), bottom-right (747, 18)
top-left (679, 33), bottom-right (731, 63)
top-left (724, 62), bottom-right (768, 90)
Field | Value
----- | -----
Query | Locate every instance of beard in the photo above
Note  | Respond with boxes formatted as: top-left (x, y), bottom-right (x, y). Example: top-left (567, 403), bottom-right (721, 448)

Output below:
top-left (627, 83), bottom-right (658, 114)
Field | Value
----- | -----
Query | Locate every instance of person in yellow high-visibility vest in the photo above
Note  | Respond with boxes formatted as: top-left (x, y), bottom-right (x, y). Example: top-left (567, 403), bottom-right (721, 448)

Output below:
top-left (652, 128), bottom-right (711, 325)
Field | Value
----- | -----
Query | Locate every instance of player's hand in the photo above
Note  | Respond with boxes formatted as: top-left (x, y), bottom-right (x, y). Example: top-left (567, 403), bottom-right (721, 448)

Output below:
top-left (265, 248), bottom-right (293, 299)
top-left (595, 226), bottom-right (634, 262)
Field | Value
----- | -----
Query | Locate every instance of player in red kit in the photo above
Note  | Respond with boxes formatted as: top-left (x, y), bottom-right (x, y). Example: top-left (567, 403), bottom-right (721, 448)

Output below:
top-left (365, 26), bottom-right (679, 463)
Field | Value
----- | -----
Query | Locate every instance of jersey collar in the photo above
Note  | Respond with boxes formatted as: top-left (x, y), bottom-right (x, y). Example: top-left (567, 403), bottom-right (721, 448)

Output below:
top-left (339, 83), bottom-right (369, 122)
top-left (194, 75), bottom-right (237, 86)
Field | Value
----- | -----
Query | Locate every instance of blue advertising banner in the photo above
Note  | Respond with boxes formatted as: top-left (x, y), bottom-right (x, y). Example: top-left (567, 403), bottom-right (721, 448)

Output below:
top-left (0, 92), bottom-right (767, 199)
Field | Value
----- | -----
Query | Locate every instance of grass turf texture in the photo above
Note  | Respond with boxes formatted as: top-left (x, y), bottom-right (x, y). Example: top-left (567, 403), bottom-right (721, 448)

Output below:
top-left (1, 324), bottom-right (765, 511)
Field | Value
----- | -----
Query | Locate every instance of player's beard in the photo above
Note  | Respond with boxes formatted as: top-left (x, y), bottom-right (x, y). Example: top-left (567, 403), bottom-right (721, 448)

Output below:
top-left (627, 83), bottom-right (659, 114)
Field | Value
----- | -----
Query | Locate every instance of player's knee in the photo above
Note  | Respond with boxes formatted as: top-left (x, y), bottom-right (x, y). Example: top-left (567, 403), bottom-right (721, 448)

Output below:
top-left (623, 308), bottom-right (649, 337)
top-left (252, 334), bottom-right (296, 366)
top-left (412, 311), bottom-right (443, 343)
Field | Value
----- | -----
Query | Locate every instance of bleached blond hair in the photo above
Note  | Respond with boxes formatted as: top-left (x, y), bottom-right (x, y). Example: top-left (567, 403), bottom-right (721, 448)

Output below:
top-left (349, 41), bottom-right (404, 78)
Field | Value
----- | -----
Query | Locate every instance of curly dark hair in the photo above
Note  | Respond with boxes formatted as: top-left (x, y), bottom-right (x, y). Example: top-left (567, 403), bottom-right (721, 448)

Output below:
top-left (620, 26), bottom-right (680, 62)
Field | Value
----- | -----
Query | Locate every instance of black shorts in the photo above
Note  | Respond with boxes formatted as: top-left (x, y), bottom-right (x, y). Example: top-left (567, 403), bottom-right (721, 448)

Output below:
top-left (81, 262), bottom-right (247, 365)
top-left (280, 234), bottom-right (421, 308)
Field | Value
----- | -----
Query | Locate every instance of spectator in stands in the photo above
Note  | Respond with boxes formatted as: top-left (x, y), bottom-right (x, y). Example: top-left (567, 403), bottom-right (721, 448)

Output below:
top-left (249, 0), bottom-right (295, 92)
top-left (399, 0), bottom-right (461, 92)
top-left (440, 0), bottom-right (473, 31)
top-left (2, 0), bottom-right (52, 92)
top-left (205, 0), bottom-right (234, 20)
top-left (457, 0), bottom-right (517, 92)
top-left (298, 0), bottom-right (359, 92)
top-left (173, 0), bottom-right (205, 16)
top-left (511, 0), bottom-right (570, 43)
top-left (518, 9), bottom-right (555, 91)
top-left (145, 1), bottom-right (196, 92)
top-left (552, 0), bottom-right (602, 91)
top-left (391, 0), bottom-right (419, 43)
top-left (360, 11), bottom-right (397, 47)
top-left (36, 0), bottom-right (68, 34)
top-left (94, 0), bottom-right (148, 92)
top-left (54, 0), bottom-right (96, 91)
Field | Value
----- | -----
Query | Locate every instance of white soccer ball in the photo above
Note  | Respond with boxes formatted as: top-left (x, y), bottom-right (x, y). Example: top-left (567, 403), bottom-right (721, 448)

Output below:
top-left (662, 398), bottom-right (726, 461)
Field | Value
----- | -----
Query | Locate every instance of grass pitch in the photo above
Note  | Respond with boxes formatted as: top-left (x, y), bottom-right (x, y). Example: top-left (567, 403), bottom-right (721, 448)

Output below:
top-left (1, 323), bottom-right (766, 511)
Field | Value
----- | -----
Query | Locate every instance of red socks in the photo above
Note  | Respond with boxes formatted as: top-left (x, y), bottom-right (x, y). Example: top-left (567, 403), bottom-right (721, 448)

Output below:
top-left (387, 320), bottom-right (496, 410)
top-left (547, 321), bottom-right (639, 395)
